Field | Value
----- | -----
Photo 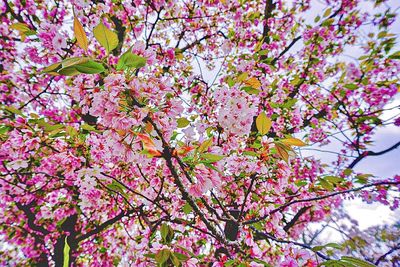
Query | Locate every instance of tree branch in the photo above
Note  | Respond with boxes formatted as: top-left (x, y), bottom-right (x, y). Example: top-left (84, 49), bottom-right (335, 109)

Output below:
top-left (348, 141), bottom-right (400, 169)
top-left (251, 227), bottom-right (330, 260)
top-left (283, 206), bottom-right (311, 232)
top-left (15, 202), bottom-right (50, 235)
top-left (245, 181), bottom-right (400, 225)
top-left (375, 243), bottom-right (400, 265)
top-left (76, 208), bottom-right (138, 242)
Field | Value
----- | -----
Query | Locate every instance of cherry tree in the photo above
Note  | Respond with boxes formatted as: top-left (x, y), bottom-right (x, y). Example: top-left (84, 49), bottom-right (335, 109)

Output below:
top-left (0, 0), bottom-right (400, 266)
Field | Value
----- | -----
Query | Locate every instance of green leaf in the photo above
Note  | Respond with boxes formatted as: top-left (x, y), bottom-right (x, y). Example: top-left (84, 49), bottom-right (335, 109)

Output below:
top-left (258, 49), bottom-right (269, 56)
top-left (237, 72), bottom-right (248, 82)
top-left (321, 18), bottom-right (334, 27)
top-left (312, 242), bottom-right (342, 252)
top-left (225, 260), bottom-right (236, 266)
top-left (4, 106), bottom-right (24, 117)
top-left (226, 77), bottom-right (236, 87)
top-left (62, 57), bottom-right (89, 68)
top-left (93, 22), bottom-right (119, 53)
top-left (182, 203), bottom-right (192, 214)
top-left (54, 58), bottom-right (104, 76)
top-left (198, 138), bottom-right (213, 153)
top-left (323, 8), bottom-right (332, 17)
top-left (324, 176), bottom-right (344, 183)
top-left (343, 169), bottom-right (353, 176)
top-left (355, 173), bottom-right (372, 184)
top-left (344, 83), bottom-right (358, 90)
top-left (243, 150), bottom-right (258, 157)
top-left (312, 245), bottom-right (325, 252)
top-left (42, 62), bottom-right (62, 74)
top-left (242, 86), bottom-right (260, 95)
top-left (170, 253), bottom-right (180, 266)
top-left (341, 257), bottom-right (376, 267)
top-left (319, 178), bottom-right (334, 191)
top-left (295, 180), bottom-right (307, 187)
top-left (106, 181), bottom-right (128, 197)
top-left (155, 249), bottom-right (170, 264)
top-left (81, 123), bottom-right (97, 132)
top-left (0, 125), bottom-right (11, 135)
top-left (63, 237), bottom-right (70, 267)
top-left (321, 257), bottom-right (377, 267)
top-left (74, 60), bottom-right (105, 74)
top-left (378, 31), bottom-right (387, 39)
top-left (252, 259), bottom-right (273, 267)
top-left (116, 51), bottom-right (147, 70)
top-left (174, 252), bottom-right (189, 261)
top-left (175, 245), bottom-right (196, 258)
top-left (201, 153), bottom-right (224, 162)
top-left (160, 223), bottom-right (174, 244)
top-left (66, 126), bottom-right (78, 137)
top-left (282, 98), bottom-right (297, 108)
top-left (177, 117), bottom-right (190, 128)
top-left (144, 253), bottom-right (155, 259)
top-left (160, 224), bottom-right (169, 241)
top-left (10, 23), bottom-right (35, 41)
top-left (57, 66), bottom-right (81, 76)
top-left (43, 123), bottom-right (64, 132)
top-left (10, 22), bottom-right (30, 32)
top-left (256, 112), bottom-right (272, 135)
top-left (388, 51), bottom-right (400, 60)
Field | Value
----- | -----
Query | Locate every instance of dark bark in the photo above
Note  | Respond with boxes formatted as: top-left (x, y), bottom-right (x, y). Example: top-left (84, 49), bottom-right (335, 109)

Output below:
top-left (224, 209), bottom-right (240, 241)
top-left (53, 214), bottom-right (78, 267)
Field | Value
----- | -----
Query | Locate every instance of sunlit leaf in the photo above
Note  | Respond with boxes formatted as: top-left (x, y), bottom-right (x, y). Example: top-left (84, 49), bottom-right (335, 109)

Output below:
top-left (57, 67), bottom-right (81, 76)
top-left (323, 8), bottom-right (331, 17)
top-left (281, 137), bottom-right (307, 147)
top-left (155, 249), bottom-right (170, 264)
top-left (137, 133), bottom-right (162, 157)
top-left (182, 203), bottom-right (192, 214)
top-left (62, 57), bottom-right (89, 68)
top-left (74, 60), bottom-right (105, 74)
top-left (10, 22), bottom-right (34, 41)
top-left (174, 252), bottom-right (189, 261)
top-left (341, 256), bottom-right (376, 267)
top-left (116, 50), bottom-right (147, 70)
top-left (201, 153), bottom-right (224, 162)
top-left (242, 86), bottom-right (260, 95)
top-left (93, 21), bottom-right (118, 53)
top-left (237, 72), bottom-right (248, 82)
top-left (4, 106), bottom-right (24, 116)
top-left (10, 22), bottom-right (30, 32)
top-left (256, 112), bottom-right (272, 135)
top-left (42, 62), bottom-right (62, 74)
top-left (106, 181), bottom-right (128, 198)
top-left (63, 237), bottom-right (70, 267)
top-left (388, 51), bottom-right (400, 60)
top-left (81, 123), bottom-right (98, 132)
top-left (276, 145), bottom-right (289, 163)
top-left (244, 77), bottom-right (261, 89)
top-left (54, 58), bottom-right (104, 76)
top-left (198, 138), bottom-right (213, 153)
top-left (177, 117), bottom-right (190, 128)
top-left (344, 83), bottom-right (358, 90)
top-left (73, 15), bottom-right (88, 52)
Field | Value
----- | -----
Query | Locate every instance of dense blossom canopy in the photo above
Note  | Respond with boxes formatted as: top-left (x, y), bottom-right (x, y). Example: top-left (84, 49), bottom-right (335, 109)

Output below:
top-left (0, 0), bottom-right (399, 266)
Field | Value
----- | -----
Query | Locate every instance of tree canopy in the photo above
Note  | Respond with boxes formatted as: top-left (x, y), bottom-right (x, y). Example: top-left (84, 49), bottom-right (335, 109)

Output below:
top-left (0, 0), bottom-right (399, 266)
